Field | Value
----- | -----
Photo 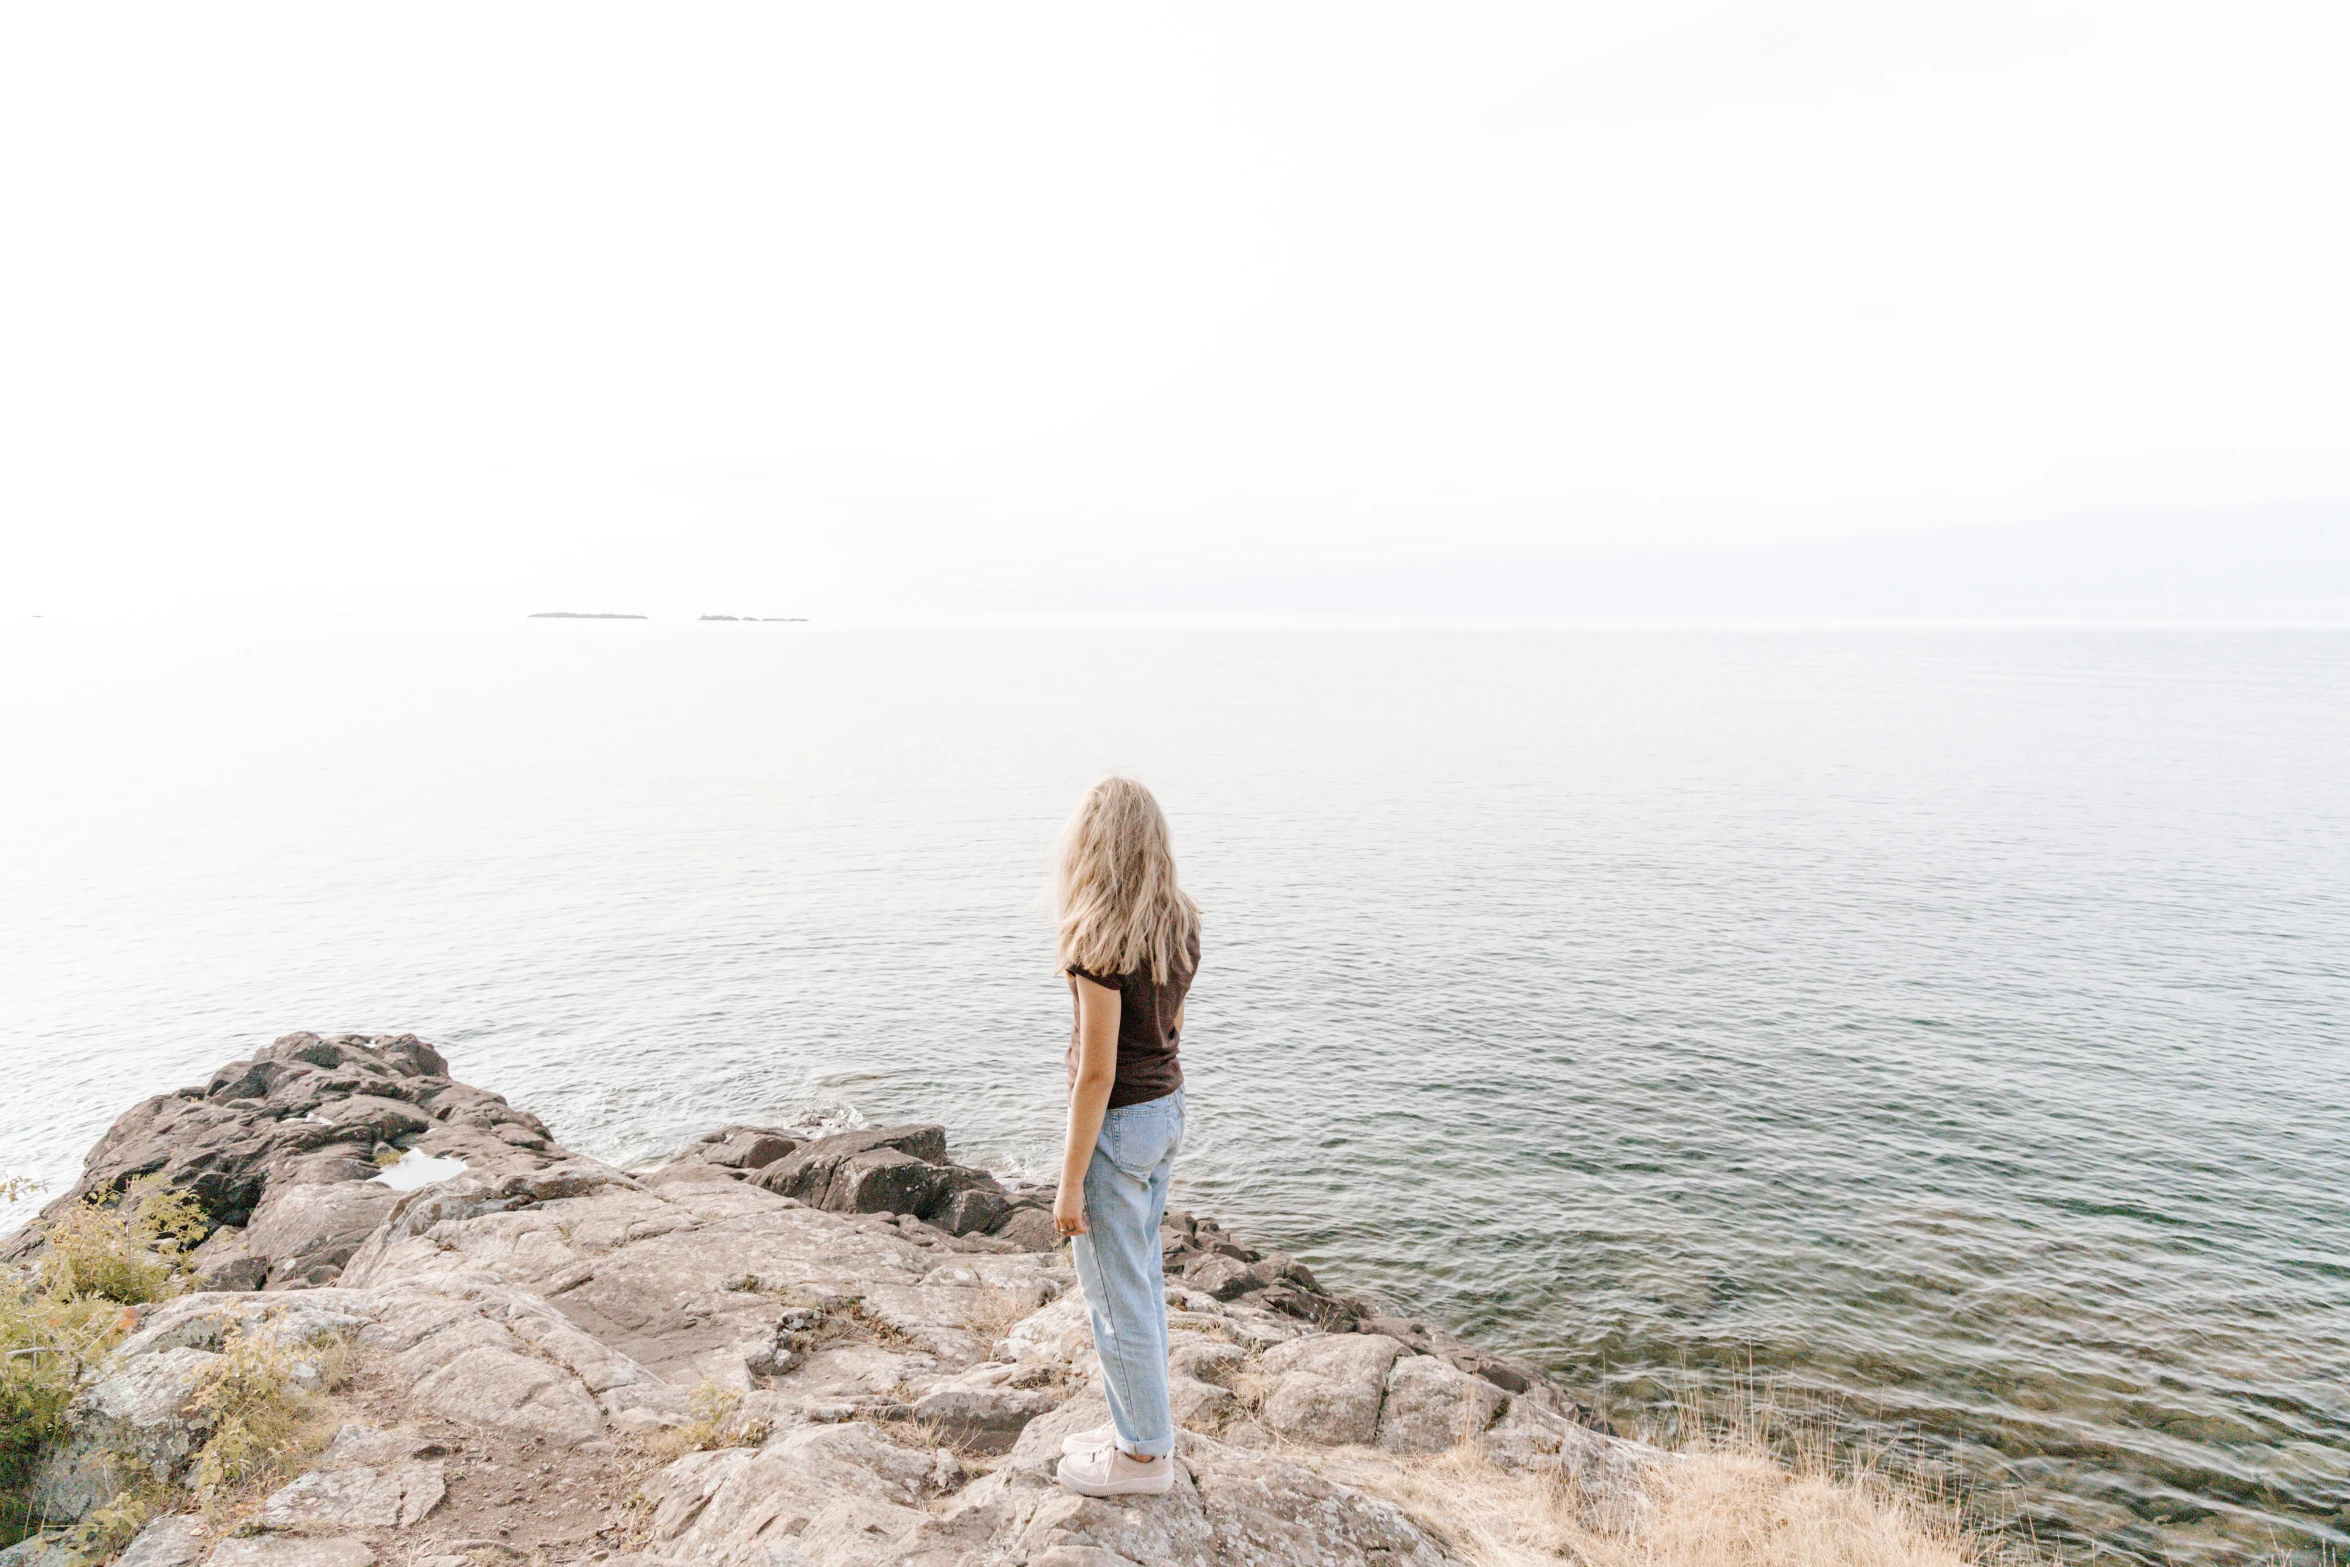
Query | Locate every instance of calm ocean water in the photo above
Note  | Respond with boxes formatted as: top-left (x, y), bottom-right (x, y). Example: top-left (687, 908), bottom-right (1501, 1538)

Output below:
top-left (3, 623), bottom-right (2345, 1563)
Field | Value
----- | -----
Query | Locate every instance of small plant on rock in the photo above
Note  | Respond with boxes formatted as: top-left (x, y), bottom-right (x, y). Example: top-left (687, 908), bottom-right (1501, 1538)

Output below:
top-left (57, 1478), bottom-right (170, 1563)
top-left (186, 1325), bottom-right (330, 1517)
top-left (636, 1380), bottom-right (769, 1461)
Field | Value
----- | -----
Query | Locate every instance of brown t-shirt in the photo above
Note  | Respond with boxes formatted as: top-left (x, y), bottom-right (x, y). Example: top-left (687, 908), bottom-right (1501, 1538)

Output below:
top-left (1066, 928), bottom-right (1198, 1109)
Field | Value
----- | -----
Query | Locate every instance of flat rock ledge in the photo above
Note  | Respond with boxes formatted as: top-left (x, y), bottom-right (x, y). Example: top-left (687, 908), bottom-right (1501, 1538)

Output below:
top-left (5, 1034), bottom-right (1658, 1567)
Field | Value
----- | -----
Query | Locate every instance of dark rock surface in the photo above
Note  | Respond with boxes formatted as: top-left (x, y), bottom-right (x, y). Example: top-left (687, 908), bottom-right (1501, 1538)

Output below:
top-left (1161, 1210), bottom-right (1374, 1331)
top-left (676, 1125), bottom-right (802, 1171)
top-left (752, 1124), bottom-right (1012, 1237)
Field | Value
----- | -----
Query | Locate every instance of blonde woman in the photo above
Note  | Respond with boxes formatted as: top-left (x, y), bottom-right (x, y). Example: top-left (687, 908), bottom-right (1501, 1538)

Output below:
top-left (1050, 776), bottom-right (1200, 1499)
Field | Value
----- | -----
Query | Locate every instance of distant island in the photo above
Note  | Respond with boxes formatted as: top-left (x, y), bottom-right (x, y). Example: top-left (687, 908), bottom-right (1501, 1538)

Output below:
top-left (528, 611), bottom-right (649, 620)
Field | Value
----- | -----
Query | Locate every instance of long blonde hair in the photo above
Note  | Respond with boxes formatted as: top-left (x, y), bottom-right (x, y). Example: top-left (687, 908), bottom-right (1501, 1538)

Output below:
top-left (1054, 775), bottom-right (1200, 983)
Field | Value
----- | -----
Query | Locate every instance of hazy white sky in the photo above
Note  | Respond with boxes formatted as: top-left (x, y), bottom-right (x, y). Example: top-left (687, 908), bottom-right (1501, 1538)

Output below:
top-left (4, 2), bottom-right (2345, 618)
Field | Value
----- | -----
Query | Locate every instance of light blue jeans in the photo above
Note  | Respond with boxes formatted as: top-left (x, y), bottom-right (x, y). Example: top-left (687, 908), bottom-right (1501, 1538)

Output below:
top-left (1070, 1088), bottom-right (1185, 1458)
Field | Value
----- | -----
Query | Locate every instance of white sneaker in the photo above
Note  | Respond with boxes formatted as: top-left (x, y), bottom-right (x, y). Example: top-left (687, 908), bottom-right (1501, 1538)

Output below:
top-left (1055, 1443), bottom-right (1175, 1497)
top-left (1061, 1422), bottom-right (1116, 1456)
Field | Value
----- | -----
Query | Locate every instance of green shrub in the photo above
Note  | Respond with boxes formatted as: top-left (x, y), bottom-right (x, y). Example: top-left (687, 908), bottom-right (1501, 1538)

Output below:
top-left (54, 1479), bottom-right (167, 1564)
top-left (4, 1172), bottom-right (204, 1546)
top-left (36, 1180), bottom-right (206, 1307)
top-left (0, 1284), bottom-right (132, 1547)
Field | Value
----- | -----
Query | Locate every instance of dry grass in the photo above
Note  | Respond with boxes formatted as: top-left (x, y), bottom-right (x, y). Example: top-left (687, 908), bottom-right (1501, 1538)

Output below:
top-left (9, 1322), bottom-right (351, 1558)
top-left (962, 1285), bottom-right (1038, 1346)
top-left (1342, 1440), bottom-right (2014, 1567)
top-left (822, 1299), bottom-right (922, 1355)
top-left (630, 1380), bottom-right (771, 1462)
top-left (861, 1411), bottom-right (948, 1452)
top-left (1297, 1395), bottom-right (2045, 1567)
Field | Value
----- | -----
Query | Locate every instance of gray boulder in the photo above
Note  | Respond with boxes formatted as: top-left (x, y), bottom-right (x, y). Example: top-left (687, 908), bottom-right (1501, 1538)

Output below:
top-left (407, 1345), bottom-right (604, 1443)
top-left (115, 1515), bottom-right (208, 1567)
top-left (0, 1534), bottom-right (75, 1567)
top-left (1480, 1398), bottom-right (1662, 1531)
top-left (752, 1124), bottom-right (1015, 1237)
top-left (1375, 1351), bottom-right (1509, 1453)
top-left (635, 1423), bottom-right (963, 1562)
top-left (907, 1385), bottom-right (1063, 1453)
top-left (964, 1416), bottom-right (1453, 1567)
top-left (186, 1223), bottom-right (267, 1292)
top-left (1159, 1212), bottom-right (1371, 1329)
top-left (991, 1203), bottom-right (1061, 1252)
top-left (1361, 1312), bottom-right (1608, 1426)
top-left (259, 1424), bottom-right (446, 1529)
top-left (1257, 1333), bottom-right (1406, 1446)
top-left (686, 1125), bottom-right (802, 1170)
top-left (28, 1346), bottom-right (220, 1520)
top-left (1016, 1438), bottom-right (1452, 1566)
top-left (939, 1186), bottom-right (1010, 1235)
top-left (244, 1180), bottom-right (397, 1286)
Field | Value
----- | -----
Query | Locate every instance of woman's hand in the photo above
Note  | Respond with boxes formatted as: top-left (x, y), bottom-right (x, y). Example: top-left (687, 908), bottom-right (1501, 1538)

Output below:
top-left (1053, 1182), bottom-right (1088, 1237)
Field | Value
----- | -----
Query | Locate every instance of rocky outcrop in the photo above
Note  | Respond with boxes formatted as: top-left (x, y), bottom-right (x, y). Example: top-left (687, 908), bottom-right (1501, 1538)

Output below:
top-left (5, 1037), bottom-right (1663, 1567)
top-left (1, 1032), bottom-right (567, 1282)
top-left (13, 1030), bottom-right (1399, 1342)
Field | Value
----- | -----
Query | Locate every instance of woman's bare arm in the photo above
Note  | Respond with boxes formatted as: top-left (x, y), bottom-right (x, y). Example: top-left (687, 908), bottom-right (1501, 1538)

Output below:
top-left (1055, 976), bottom-right (1121, 1237)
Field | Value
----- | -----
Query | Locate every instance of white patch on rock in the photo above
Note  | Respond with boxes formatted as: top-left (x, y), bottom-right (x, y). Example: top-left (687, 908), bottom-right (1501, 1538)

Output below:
top-left (368, 1151), bottom-right (469, 1191)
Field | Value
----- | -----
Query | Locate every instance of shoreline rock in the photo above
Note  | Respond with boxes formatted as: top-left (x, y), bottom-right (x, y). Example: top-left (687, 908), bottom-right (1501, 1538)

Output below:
top-left (4, 1033), bottom-right (1652, 1566)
